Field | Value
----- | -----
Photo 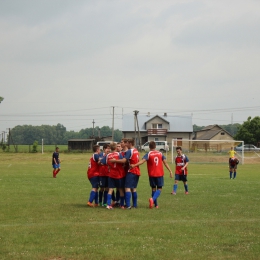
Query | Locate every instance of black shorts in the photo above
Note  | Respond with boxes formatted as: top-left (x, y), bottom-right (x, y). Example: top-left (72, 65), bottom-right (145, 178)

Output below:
top-left (175, 174), bottom-right (187, 182)
top-left (149, 176), bottom-right (164, 188)
top-left (99, 176), bottom-right (108, 187)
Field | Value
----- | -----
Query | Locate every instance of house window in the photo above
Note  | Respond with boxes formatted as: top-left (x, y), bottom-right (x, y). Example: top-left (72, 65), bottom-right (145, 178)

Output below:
top-left (221, 132), bottom-right (225, 135)
top-left (152, 123), bottom-right (163, 129)
top-left (154, 138), bottom-right (159, 141)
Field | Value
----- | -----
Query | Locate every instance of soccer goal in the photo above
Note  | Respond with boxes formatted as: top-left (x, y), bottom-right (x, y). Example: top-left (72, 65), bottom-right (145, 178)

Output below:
top-left (171, 139), bottom-right (244, 164)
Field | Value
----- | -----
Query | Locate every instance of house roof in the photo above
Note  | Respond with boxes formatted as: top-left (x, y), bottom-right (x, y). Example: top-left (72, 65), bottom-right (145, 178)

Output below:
top-left (196, 130), bottom-right (222, 140)
top-left (122, 114), bottom-right (193, 132)
top-left (194, 124), bottom-right (233, 140)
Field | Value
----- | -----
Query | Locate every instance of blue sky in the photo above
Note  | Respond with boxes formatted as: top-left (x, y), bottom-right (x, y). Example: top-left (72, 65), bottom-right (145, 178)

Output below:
top-left (0, 0), bottom-right (260, 132)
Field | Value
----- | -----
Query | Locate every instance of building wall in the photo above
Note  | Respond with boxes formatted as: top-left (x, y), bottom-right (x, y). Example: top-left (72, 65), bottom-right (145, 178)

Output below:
top-left (123, 131), bottom-right (192, 145)
top-left (211, 132), bottom-right (234, 141)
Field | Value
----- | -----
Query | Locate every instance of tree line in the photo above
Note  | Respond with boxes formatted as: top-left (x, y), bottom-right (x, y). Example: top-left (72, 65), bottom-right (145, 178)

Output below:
top-left (2, 116), bottom-right (260, 146)
top-left (6, 124), bottom-right (123, 145)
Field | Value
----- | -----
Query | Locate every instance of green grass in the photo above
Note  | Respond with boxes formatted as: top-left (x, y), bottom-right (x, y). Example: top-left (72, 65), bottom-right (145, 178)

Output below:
top-left (0, 153), bottom-right (260, 259)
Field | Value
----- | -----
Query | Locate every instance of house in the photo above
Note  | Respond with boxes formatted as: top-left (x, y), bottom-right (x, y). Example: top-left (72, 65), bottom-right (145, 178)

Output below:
top-left (193, 125), bottom-right (233, 140)
top-left (122, 113), bottom-right (193, 145)
top-left (68, 139), bottom-right (95, 151)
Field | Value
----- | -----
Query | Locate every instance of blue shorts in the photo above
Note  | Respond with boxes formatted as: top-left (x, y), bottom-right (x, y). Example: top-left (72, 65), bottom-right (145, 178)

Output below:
top-left (149, 176), bottom-right (164, 188)
top-left (53, 164), bottom-right (60, 169)
top-left (175, 174), bottom-right (187, 182)
top-left (89, 176), bottom-right (99, 189)
top-left (99, 176), bottom-right (108, 187)
top-left (125, 172), bottom-right (139, 189)
top-left (108, 177), bottom-right (125, 189)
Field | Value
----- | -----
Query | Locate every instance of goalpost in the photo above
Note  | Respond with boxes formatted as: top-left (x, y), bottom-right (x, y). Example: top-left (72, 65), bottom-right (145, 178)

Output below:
top-left (171, 139), bottom-right (244, 164)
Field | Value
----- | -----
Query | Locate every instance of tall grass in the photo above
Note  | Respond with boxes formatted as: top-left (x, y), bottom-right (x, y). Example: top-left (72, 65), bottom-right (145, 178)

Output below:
top-left (0, 153), bottom-right (259, 259)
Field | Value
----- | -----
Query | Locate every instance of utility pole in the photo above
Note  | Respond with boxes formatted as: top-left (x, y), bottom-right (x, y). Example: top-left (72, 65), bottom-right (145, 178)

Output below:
top-left (231, 113), bottom-right (233, 136)
top-left (133, 110), bottom-right (141, 150)
top-left (92, 119), bottom-right (95, 137)
top-left (112, 106), bottom-right (115, 142)
top-left (2, 131), bottom-right (6, 143)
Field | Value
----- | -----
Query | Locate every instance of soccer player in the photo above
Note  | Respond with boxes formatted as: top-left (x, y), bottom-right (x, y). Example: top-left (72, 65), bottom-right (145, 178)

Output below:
top-left (100, 142), bottom-right (125, 209)
top-left (116, 143), bottom-right (122, 152)
top-left (130, 141), bottom-right (173, 209)
top-left (228, 147), bottom-right (236, 159)
top-left (229, 157), bottom-right (239, 179)
top-left (110, 138), bottom-right (140, 209)
top-left (52, 147), bottom-right (61, 178)
top-left (171, 146), bottom-right (189, 195)
top-left (87, 145), bottom-right (100, 207)
top-left (98, 144), bottom-right (110, 206)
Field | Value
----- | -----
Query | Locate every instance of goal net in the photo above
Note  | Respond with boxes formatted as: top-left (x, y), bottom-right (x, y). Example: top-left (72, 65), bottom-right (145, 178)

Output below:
top-left (171, 139), bottom-right (244, 164)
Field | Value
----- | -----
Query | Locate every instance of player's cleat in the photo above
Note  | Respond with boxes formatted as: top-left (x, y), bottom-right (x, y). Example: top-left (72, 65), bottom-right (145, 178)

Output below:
top-left (94, 204), bottom-right (99, 207)
top-left (87, 202), bottom-right (94, 207)
top-left (120, 206), bottom-right (125, 209)
top-left (149, 198), bottom-right (154, 209)
top-left (106, 205), bottom-right (113, 210)
top-left (126, 206), bottom-right (131, 210)
top-left (102, 203), bottom-right (107, 207)
top-left (185, 191), bottom-right (189, 195)
top-left (171, 191), bottom-right (176, 195)
top-left (155, 206), bottom-right (159, 209)
top-left (99, 202), bottom-right (102, 206)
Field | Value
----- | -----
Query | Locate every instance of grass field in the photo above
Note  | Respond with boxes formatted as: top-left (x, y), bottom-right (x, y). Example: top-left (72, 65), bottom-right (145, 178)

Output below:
top-left (1, 153), bottom-right (260, 260)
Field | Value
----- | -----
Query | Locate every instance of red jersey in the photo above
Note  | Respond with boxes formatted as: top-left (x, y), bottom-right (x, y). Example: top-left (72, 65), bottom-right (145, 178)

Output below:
top-left (125, 148), bottom-right (140, 176)
top-left (99, 152), bottom-right (109, 177)
top-left (143, 150), bottom-right (165, 177)
top-left (105, 152), bottom-right (125, 179)
top-left (175, 154), bottom-right (189, 175)
top-left (87, 153), bottom-right (100, 179)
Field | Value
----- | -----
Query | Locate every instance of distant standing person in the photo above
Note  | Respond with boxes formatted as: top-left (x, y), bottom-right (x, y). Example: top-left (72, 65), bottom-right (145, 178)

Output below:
top-left (228, 147), bottom-right (236, 159)
top-left (130, 141), bottom-right (173, 209)
top-left (52, 147), bottom-right (61, 178)
top-left (229, 157), bottom-right (239, 179)
top-left (171, 146), bottom-right (189, 195)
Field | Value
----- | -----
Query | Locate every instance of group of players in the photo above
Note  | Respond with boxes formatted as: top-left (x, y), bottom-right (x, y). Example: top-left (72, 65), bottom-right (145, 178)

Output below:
top-left (86, 138), bottom-right (189, 209)
top-left (52, 142), bottom-right (239, 209)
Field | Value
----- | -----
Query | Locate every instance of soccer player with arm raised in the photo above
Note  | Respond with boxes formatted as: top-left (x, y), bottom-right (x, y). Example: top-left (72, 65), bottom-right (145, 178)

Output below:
top-left (130, 141), bottom-right (173, 208)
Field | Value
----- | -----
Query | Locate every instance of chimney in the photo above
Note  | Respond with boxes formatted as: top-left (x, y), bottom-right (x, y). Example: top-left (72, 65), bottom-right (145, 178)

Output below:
top-left (147, 112), bottom-right (150, 117)
top-left (164, 112), bottom-right (167, 117)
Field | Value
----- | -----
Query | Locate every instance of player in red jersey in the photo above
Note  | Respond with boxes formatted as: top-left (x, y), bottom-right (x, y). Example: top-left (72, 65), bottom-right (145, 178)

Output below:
top-left (87, 145), bottom-right (100, 207)
top-left (98, 144), bottom-right (111, 206)
top-left (171, 146), bottom-right (189, 195)
top-left (229, 157), bottom-right (239, 179)
top-left (100, 142), bottom-right (125, 209)
top-left (130, 141), bottom-right (173, 209)
top-left (110, 138), bottom-right (140, 209)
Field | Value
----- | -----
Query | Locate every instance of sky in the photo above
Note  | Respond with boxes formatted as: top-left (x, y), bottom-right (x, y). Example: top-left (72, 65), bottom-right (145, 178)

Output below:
top-left (1, 0), bottom-right (260, 134)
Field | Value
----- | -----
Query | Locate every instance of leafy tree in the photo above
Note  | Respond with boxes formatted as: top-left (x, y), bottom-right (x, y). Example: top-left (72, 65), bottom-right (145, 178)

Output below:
top-left (32, 140), bottom-right (38, 153)
top-left (193, 124), bottom-right (204, 132)
top-left (234, 116), bottom-right (260, 145)
top-left (0, 96), bottom-right (4, 103)
top-left (219, 123), bottom-right (240, 136)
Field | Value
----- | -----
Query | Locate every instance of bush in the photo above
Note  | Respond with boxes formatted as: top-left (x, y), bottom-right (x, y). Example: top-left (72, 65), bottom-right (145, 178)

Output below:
top-left (32, 141), bottom-right (38, 153)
